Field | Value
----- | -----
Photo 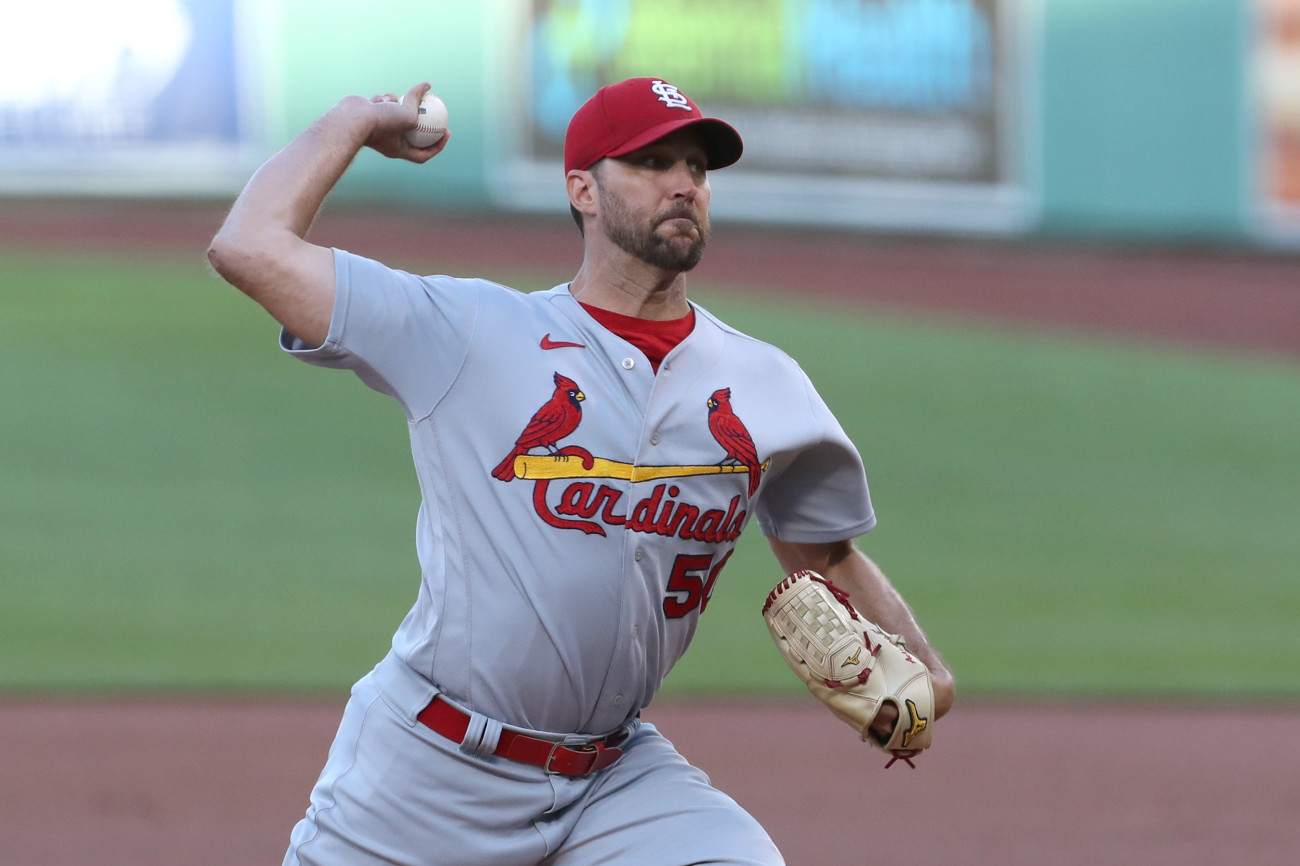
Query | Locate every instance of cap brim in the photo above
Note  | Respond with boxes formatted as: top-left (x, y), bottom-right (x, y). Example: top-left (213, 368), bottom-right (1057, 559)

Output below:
top-left (604, 117), bottom-right (743, 171)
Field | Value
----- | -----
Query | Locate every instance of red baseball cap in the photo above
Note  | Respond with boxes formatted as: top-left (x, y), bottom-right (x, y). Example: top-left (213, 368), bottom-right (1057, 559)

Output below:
top-left (563, 77), bottom-right (743, 174)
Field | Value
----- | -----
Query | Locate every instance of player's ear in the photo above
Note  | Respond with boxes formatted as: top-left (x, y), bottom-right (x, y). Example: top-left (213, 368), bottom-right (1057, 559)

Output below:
top-left (566, 169), bottom-right (598, 220)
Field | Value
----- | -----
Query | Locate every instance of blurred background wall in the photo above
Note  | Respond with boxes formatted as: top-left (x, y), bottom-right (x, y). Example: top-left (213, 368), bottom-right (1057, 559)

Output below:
top-left (2, 0), bottom-right (1298, 245)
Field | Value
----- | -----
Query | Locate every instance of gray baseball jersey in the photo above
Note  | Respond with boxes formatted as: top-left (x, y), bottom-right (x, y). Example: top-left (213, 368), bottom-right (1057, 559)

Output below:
top-left (283, 248), bottom-right (876, 737)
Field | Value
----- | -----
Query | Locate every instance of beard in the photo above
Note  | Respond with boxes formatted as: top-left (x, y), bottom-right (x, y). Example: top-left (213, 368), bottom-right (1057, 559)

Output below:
top-left (598, 187), bottom-right (710, 272)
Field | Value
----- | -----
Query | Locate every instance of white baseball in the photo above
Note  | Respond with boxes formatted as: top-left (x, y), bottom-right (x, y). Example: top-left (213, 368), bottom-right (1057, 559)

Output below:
top-left (406, 92), bottom-right (448, 147)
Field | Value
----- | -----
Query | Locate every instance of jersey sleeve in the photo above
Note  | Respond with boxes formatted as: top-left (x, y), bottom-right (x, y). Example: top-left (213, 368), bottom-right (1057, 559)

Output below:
top-left (753, 374), bottom-right (877, 544)
top-left (279, 248), bottom-right (479, 419)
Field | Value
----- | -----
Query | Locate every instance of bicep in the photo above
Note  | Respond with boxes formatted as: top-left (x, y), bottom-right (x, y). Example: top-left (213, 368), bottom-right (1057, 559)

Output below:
top-left (208, 228), bottom-right (336, 347)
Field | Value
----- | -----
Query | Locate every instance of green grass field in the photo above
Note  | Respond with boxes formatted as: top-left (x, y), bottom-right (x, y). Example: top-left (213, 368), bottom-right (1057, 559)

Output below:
top-left (2, 248), bottom-right (1298, 699)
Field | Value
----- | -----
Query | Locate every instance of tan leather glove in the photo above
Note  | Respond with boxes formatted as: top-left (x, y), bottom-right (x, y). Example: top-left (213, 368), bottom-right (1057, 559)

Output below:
top-left (763, 569), bottom-right (934, 767)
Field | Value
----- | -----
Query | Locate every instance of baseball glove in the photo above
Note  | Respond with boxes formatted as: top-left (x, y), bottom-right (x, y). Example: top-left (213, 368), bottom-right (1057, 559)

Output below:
top-left (762, 569), bottom-right (934, 767)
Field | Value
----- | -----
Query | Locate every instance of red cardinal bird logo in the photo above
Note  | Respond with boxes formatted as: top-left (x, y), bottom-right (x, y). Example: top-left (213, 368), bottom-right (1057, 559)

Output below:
top-left (707, 387), bottom-right (762, 496)
top-left (492, 373), bottom-right (586, 481)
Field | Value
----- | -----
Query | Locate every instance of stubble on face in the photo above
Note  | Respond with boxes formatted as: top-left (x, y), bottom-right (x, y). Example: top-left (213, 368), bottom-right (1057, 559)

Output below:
top-left (597, 184), bottom-right (710, 272)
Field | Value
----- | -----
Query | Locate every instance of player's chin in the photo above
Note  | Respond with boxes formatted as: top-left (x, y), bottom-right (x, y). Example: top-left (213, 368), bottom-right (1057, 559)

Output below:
top-left (652, 240), bottom-right (706, 272)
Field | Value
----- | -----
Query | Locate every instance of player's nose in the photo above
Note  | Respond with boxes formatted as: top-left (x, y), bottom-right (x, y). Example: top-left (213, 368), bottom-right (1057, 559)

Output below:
top-left (665, 160), bottom-right (699, 201)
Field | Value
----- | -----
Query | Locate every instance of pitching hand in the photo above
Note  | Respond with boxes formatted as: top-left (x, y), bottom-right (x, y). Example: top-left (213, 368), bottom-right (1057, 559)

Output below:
top-left (363, 83), bottom-right (450, 163)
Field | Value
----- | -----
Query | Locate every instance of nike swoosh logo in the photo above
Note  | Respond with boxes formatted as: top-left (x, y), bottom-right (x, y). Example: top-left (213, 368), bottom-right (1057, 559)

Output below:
top-left (540, 334), bottom-right (586, 350)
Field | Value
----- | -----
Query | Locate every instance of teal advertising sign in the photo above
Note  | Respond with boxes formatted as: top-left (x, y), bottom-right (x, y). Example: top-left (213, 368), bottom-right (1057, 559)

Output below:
top-left (498, 0), bottom-right (1031, 232)
top-left (524, 0), bottom-right (1002, 181)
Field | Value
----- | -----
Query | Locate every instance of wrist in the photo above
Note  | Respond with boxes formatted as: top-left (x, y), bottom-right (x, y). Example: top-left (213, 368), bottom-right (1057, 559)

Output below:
top-left (931, 669), bottom-right (956, 719)
top-left (318, 95), bottom-right (382, 145)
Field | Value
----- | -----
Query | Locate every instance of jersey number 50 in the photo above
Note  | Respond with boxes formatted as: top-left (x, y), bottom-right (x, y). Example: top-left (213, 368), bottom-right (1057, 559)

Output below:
top-left (662, 551), bottom-right (734, 618)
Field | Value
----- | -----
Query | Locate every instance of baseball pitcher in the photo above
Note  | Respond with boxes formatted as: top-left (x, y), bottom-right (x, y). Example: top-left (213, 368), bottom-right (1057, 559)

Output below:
top-left (208, 76), bottom-right (955, 866)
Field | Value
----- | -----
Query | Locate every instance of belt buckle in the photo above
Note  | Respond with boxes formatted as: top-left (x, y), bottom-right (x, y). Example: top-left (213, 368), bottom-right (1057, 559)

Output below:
top-left (544, 741), bottom-right (597, 776)
top-left (544, 740), bottom-right (623, 777)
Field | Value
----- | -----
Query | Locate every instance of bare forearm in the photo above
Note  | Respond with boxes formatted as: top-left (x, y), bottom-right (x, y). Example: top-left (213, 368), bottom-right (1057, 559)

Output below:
top-left (206, 97), bottom-right (379, 342)
top-left (829, 553), bottom-right (953, 711)
top-left (207, 84), bottom-right (444, 344)
top-left (220, 96), bottom-right (375, 247)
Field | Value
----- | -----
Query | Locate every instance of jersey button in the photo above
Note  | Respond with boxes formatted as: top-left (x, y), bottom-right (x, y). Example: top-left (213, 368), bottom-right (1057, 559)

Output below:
top-left (621, 358), bottom-right (635, 370)
top-left (650, 433), bottom-right (660, 446)
top-left (634, 548), bottom-right (644, 561)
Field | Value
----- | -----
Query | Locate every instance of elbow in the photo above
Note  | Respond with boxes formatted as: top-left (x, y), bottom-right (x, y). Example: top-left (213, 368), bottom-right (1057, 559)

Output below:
top-left (206, 230), bottom-right (257, 294)
top-left (206, 230), bottom-right (235, 279)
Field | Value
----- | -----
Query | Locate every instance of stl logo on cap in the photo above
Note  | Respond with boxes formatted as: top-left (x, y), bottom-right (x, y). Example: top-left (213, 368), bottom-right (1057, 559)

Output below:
top-left (650, 80), bottom-right (691, 111)
top-left (563, 76), bottom-right (744, 174)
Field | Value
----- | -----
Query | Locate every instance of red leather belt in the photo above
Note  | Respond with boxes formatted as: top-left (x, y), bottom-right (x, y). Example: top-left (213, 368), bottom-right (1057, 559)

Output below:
top-left (417, 697), bottom-right (629, 777)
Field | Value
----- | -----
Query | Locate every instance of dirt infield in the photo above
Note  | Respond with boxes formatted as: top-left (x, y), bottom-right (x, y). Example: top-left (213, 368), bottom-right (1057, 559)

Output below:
top-left (2, 198), bottom-right (1298, 865)
top-left (3, 698), bottom-right (1299, 865)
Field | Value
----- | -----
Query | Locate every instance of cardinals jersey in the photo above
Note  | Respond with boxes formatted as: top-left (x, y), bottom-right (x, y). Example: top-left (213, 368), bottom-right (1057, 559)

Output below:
top-left (282, 249), bottom-right (876, 736)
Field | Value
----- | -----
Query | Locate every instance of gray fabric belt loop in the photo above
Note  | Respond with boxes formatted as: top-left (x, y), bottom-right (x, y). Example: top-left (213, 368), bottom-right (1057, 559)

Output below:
top-left (460, 710), bottom-right (504, 758)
